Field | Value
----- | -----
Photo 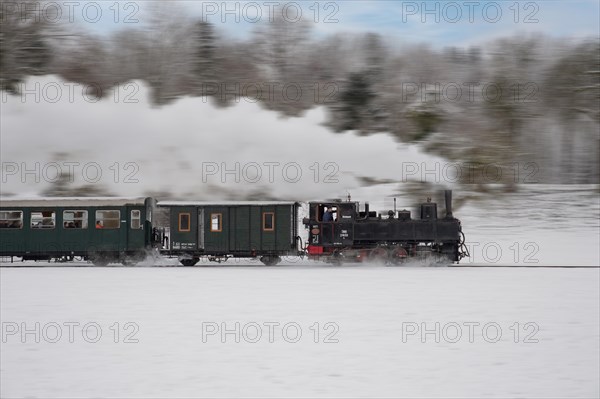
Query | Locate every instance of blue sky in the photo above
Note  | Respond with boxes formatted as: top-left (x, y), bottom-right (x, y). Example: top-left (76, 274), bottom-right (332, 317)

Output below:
top-left (70, 0), bottom-right (600, 47)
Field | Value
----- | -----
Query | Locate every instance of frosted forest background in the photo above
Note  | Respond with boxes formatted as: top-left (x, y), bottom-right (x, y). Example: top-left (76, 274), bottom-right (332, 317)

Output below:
top-left (2, 1), bottom-right (599, 195)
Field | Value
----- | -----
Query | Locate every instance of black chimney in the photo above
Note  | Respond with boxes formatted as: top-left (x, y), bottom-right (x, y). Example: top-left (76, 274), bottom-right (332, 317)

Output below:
top-left (445, 190), bottom-right (453, 218)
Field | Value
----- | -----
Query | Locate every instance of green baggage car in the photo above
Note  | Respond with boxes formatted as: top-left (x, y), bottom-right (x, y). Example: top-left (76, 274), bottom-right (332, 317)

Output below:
top-left (0, 197), bottom-right (156, 265)
top-left (158, 201), bottom-right (301, 266)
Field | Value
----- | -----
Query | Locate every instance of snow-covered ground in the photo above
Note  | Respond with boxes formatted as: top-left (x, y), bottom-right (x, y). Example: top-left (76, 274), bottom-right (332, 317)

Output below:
top-left (1, 266), bottom-right (599, 398)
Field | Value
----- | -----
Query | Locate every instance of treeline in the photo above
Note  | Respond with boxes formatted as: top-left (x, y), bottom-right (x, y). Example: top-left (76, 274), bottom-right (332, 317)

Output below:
top-left (2, 3), bottom-right (599, 185)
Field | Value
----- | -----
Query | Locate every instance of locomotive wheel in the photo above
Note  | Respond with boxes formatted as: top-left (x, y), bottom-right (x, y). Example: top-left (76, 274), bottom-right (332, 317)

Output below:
top-left (434, 253), bottom-right (455, 266)
top-left (389, 247), bottom-right (408, 265)
top-left (328, 249), bottom-right (344, 266)
top-left (368, 247), bottom-right (389, 265)
top-left (329, 252), bottom-right (343, 266)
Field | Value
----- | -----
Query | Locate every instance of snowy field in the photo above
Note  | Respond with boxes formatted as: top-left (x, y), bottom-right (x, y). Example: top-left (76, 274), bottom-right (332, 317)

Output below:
top-left (1, 266), bottom-right (599, 398)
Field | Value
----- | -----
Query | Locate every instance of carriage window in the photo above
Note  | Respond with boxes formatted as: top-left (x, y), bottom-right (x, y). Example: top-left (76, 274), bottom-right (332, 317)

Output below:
top-left (210, 213), bottom-right (222, 232)
top-left (31, 211), bottom-right (56, 229)
top-left (95, 210), bottom-right (120, 229)
top-left (0, 211), bottom-right (23, 229)
top-left (131, 210), bottom-right (142, 229)
top-left (263, 212), bottom-right (274, 231)
top-left (63, 210), bottom-right (88, 229)
top-left (178, 213), bottom-right (190, 232)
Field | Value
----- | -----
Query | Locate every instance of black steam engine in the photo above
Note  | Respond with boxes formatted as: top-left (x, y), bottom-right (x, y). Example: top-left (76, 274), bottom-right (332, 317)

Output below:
top-left (303, 190), bottom-right (468, 264)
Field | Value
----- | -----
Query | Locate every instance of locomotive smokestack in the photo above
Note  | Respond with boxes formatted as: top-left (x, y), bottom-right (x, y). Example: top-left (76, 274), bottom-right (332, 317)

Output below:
top-left (445, 190), bottom-right (453, 218)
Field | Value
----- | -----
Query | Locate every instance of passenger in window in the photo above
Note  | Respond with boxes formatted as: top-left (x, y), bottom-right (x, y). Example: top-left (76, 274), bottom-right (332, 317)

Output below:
top-left (323, 208), bottom-right (334, 222)
top-left (96, 220), bottom-right (103, 229)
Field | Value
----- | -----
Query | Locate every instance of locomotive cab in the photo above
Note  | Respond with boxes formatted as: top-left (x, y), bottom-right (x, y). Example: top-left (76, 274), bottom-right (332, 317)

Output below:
top-left (307, 201), bottom-right (358, 223)
top-left (305, 201), bottom-right (358, 253)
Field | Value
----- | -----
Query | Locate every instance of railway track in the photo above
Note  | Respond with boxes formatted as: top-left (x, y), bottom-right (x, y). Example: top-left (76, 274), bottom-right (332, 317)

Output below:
top-left (0, 262), bottom-right (597, 268)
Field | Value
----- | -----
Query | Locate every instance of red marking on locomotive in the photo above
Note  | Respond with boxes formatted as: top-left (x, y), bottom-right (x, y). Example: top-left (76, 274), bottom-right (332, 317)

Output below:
top-left (307, 245), bottom-right (324, 255)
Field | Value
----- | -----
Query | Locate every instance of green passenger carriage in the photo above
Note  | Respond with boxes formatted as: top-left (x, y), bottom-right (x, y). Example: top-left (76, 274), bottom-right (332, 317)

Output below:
top-left (0, 197), bottom-right (155, 265)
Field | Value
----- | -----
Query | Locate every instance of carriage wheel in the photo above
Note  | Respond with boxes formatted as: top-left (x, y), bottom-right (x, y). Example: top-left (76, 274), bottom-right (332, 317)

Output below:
top-left (91, 257), bottom-right (109, 266)
top-left (260, 256), bottom-right (281, 266)
top-left (121, 258), bottom-right (138, 266)
top-left (180, 258), bottom-right (199, 266)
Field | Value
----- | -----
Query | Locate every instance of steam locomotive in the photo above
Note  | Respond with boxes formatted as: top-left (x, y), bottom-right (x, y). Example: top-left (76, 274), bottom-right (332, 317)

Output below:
top-left (304, 190), bottom-right (468, 265)
top-left (0, 191), bottom-right (467, 266)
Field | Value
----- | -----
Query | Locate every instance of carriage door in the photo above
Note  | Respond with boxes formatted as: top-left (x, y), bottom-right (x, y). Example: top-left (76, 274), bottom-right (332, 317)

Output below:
top-left (197, 208), bottom-right (205, 250)
top-left (170, 207), bottom-right (198, 251)
top-left (127, 206), bottom-right (145, 250)
top-left (204, 206), bottom-right (229, 253)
